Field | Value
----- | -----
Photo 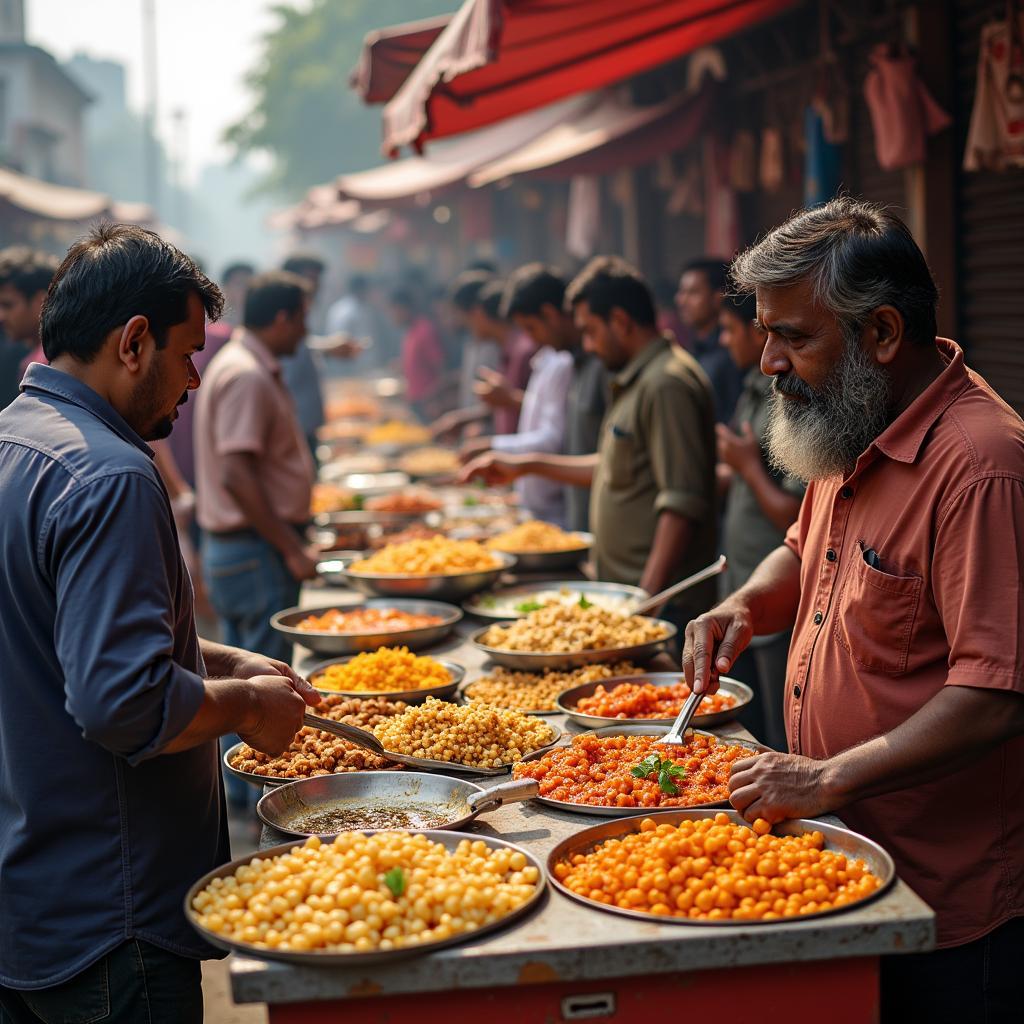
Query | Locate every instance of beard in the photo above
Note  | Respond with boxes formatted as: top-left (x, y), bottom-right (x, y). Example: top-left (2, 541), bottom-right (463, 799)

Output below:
top-left (764, 339), bottom-right (891, 482)
top-left (132, 358), bottom-right (187, 441)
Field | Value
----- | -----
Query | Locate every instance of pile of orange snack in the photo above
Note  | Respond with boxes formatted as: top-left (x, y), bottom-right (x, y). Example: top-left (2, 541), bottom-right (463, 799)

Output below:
top-left (512, 733), bottom-right (753, 809)
top-left (296, 607), bottom-right (443, 634)
top-left (364, 491), bottom-right (442, 514)
top-left (553, 813), bottom-right (883, 920)
top-left (575, 681), bottom-right (736, 720)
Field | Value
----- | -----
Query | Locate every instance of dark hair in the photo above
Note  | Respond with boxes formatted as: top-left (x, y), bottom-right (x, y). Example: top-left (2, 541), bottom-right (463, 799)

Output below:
top-left (448, 270), bottom-right (493, 312)
top-left (281, 253), bottom-right (325, 278)
top-left (221, 261), bottom-right (255, 284)
top-left (731, 197), bottom-right (939, 346)
top-left (40, 224), bottom-right (223, 363)
top-left (389, 287), bottom-right (416, 311)
top-left (566, 256), bottom-right (657, 328)
top-left (465, 258), bottom-right (498, 274)
top-left (478, 279), bottom-right (507, 321)
top-left (502, 263), bottom-right (566, 319)
top-left (243, 271), bottom-right (310, 330)
top-left (682, 259), bottom-right (728, 292)
top-left (722, 290), bottom-right (758, 323)
top-left (348, 274), bottom-right (369, 296)
top-left (0, 247), bottom-right (59, 300)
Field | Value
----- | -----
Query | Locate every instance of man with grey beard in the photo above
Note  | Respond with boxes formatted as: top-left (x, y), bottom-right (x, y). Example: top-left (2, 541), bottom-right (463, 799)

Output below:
top-left (683, 198), bottom-right (1024, 1021)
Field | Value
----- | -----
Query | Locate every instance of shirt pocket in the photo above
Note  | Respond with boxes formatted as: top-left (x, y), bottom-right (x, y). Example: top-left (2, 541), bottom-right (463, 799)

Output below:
top-left (606, 426), bottom-right (635, 490)
top-left (832, 550), bottom-right (923, 676)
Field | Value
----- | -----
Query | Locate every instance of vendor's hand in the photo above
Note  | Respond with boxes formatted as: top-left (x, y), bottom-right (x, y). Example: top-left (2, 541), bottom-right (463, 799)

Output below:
top-left (716, 421), bottom-right (761, 476)
top-left (284, 545), bottom-right (321, 583)
top-left (238, 675), bottom-right (314, 756)
top-left (682, 600), bottom-right (753, 695)
top-left (459, 436), bottom-right (492, 464)
top-left (728, 751), bottom-right (838, 824)
top-left (458, 452), bottom-right (524, 487)
top-left (228, 649), bottom-right (318, 703)
top-left (473, 367), bottom-right (518, 409)
top-left (316, 334), bottom-right (364, 359)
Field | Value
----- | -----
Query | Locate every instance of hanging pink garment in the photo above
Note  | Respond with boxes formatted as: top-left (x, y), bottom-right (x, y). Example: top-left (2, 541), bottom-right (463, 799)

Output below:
top-left (864, 44), bottom-right (951, 170)
top-left (702, 136), bottom-right (740, 256)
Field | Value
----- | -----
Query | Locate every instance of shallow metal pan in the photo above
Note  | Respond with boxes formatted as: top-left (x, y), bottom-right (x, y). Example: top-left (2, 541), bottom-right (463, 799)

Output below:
top-left (486, 533), bottom-right (594, 573)
top-left (270, 598), bottom-right (462, 656)
top-left (556, 674), bottom-right (754, 731)
top-left (256, 771), bottom-right (539, 838)
top-left (222, 740), bottom-right (402, 790)
top-left (309, 656), bottom-right (465, 703)
top-left (185, 830), bottom-right (546, 966)
top-left (463, 579), bottom-right (648, 621)
top-left (469, 618), bottom-right (675, 672)
top-left (340, 552), bottom-right (516, 602)
top-left (547, 808), bottom-right (896, 925)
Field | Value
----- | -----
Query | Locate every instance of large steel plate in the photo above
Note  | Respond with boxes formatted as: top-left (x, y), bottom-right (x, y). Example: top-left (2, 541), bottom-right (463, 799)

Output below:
top-left (309, 656), bottom-right (466, 704)
top-left (486, 533), bottom-right (594, 573)
top-left (463, 580), bottom-right (648, 621)
top-left (340, 552), bottom-right (516, 602)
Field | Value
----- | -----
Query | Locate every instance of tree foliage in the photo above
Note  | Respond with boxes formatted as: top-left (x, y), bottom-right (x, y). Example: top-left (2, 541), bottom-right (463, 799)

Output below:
top-left (226, 0), bottom-right (450, 197)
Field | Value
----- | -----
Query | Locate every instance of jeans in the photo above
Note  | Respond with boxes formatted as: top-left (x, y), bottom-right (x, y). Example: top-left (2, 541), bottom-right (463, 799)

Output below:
top-left (200, 530), bottom-right (299, 664)
top-left (0, 940), bottom-right (202, 1024)
top-left (881, 915), bottom-right (1024, 1023)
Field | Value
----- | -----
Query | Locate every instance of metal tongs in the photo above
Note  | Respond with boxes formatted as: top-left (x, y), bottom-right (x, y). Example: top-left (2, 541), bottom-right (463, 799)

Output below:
top-left (633, 555), bottom-right (727, 616)
top-left (659, 688), bottom-right (706, 746)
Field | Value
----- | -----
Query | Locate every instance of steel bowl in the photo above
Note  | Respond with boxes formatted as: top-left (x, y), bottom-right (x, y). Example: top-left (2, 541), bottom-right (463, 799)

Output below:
top-left (513, 726), bottom-right (765, 817)
top-left (486, 533), bottom-right (594, 573)
top-left (547, 809), bottom-right (896, 924)
top-left (309, 657), bottom-right (466, 703)
top-left (185, 831), bottom-right (546, 965)
top-left (463, 580), bottom-right (649, 621)
top-left (222, 741), bottom-right (401, 790)
top-left (469, 617), bottom-right (675, 671)
top-left (340, 551), bottom-right (517, 602)
top-left (556, 674), bottom-right (754, 731)
top-left (270, 598), bottom-right (462, 656)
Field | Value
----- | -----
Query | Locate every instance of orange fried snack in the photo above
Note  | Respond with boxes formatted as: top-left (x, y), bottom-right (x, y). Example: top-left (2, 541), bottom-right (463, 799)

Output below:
top-left (297, 607), bottom-right (443, 634)
top-left (576, 681), bottom-right (736, 720)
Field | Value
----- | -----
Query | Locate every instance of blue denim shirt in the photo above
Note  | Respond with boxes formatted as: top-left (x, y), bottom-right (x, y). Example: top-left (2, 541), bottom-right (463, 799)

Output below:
top-left (0, 365), bottom-right (229, 989)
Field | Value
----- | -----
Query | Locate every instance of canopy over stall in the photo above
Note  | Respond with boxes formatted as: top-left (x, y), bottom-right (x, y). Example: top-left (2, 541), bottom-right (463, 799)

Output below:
top-left (350, 15), bottom-right (451, 104)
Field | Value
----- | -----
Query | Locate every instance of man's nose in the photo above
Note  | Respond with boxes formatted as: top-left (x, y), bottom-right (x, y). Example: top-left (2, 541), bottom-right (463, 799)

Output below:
top-left (761, 335), bottom-right (791, 377)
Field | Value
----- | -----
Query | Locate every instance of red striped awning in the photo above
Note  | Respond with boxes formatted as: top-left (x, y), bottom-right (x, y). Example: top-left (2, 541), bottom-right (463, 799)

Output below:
top-left (350, 14), bottom-right (451, 104)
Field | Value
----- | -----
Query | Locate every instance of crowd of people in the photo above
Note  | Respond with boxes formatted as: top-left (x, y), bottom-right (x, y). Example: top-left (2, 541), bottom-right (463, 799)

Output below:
top-left (0, 196), bottom-right (1021, 1020)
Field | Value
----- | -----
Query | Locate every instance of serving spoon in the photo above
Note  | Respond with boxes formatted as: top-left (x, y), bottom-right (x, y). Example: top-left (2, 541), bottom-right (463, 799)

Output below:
top-left (633, 555), bottom-right (727, 616)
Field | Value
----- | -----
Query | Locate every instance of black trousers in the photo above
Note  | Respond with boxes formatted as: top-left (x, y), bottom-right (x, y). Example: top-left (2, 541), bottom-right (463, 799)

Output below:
top-left (0, 940), bottom-right (203, 1024)
top-left (881, 915), bottom-right (1024, 1024)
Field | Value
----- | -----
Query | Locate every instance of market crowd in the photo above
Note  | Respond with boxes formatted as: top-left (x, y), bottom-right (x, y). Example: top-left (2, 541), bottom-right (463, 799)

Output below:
top-left (0, 196), bottom-right (1020, 1021)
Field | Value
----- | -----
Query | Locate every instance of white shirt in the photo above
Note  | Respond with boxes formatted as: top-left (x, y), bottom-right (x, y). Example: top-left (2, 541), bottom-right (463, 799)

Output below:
top-left (491, 346), bottom-right (573, 525)
top-left (326, 295), bottom-right (381, 371)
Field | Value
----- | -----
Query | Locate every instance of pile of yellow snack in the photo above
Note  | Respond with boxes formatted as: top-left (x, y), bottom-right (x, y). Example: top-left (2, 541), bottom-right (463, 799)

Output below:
top-left (313, 647), bottom-right (451, 694)
top-left (553, 813), bottom-right (883, 921)
top-left (351, 536), bottom-right (501, 576)
top-left (397, 447), bottom-right (461, 477)
top-left (310, 483), bottom-right (359, 516)
top-left (191, 832), bottom-right (540, 954)
top-left (366, 421), bottom-right (432, 447)
top-left (372, 696), bottom-right (555, 768)
top-left (487, 520), bottom-right (589, 553)
top-left (463, 662), bottom-right (645, 712)
top-left (480, 604), bottom-right (668, 653)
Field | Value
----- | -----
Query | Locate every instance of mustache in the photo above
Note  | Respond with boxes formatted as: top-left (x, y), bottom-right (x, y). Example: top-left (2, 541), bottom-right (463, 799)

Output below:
top-left (771, 372), bottom-right (818, 401)
top-left (177, 391), bottom-right (189, 407)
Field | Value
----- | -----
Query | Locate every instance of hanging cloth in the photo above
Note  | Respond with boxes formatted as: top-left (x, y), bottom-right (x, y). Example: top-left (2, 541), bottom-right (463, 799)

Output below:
top-left (963, 0), bottom-right (1024, 170)
top-left (729, 130), bottom-right (757, 191)
top-left (864, 43), bottom-right (951, 169)
top-left (702, 136), bottom-right (740, 256)
top-left (565, 176), bottom-right (601, 259)
top-left (803, 105), bottom-right (841, 207)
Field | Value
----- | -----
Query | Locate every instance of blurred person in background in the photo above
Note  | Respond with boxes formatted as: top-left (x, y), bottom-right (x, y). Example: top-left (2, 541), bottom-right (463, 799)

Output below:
top-left (194, 271), bottom-right (319, 665)
top-left (500, 263), bottom-right (608, 531)
top-left (0, 247), bottom-right (58, 384)
top-left (219, 261), bottom-right (255, 328)
top-left (463, 257), bottom-right (718, 633)
top-left (715, 290), bottom-right (804, 749)
top-left (655, 276), bottom-right (688, 351)
top-left (388, 287), bottom-right (445, 421)
top-left (326, 273), bottom-right (383, 373)
top-left (676, 258), bottom-right (745, 422)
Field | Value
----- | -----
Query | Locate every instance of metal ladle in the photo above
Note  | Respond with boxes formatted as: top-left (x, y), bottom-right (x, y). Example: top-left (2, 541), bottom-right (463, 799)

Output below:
top-left (633, 555), bottom-right (727, 616)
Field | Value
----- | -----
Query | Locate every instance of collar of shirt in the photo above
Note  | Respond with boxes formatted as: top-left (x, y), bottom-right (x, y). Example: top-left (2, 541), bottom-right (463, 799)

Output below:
top-left (855, 338), bottom-right (971, 472)
top-left (238, 329), bottom-right (282, 378)
top-left (19, 362), bottom-right (153, 459)
top-left (529, 344), bottom-right (559, 371)
top-left (613, 335), bottom-right (670, 393)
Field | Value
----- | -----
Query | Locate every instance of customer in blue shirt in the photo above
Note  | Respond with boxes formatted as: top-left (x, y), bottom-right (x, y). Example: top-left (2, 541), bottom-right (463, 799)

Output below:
top-left (0, 224), bottom-right (318, 1023)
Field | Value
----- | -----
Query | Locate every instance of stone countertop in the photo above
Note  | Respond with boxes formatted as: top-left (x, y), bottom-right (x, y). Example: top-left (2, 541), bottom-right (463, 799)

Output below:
top-left (228, 584), bottom-right (935, 1006)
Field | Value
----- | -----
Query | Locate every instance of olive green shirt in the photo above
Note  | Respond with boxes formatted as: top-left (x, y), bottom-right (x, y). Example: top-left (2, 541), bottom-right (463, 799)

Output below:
top-left (590, 337), bottom-right (718, 620)
top-left (722, 367), bottom-right (806, 593)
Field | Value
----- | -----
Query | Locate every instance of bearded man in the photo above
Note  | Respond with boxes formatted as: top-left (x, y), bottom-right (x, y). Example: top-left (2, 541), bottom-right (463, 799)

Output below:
top-left (682, 198), bottom-right (1024, 1021)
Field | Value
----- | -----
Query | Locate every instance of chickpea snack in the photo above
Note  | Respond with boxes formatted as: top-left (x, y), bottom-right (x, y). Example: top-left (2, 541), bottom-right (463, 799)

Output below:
top-left (549, 812), bottom-right (891, 924)
top-left (187, 831), bottom-right (545, 962)
top-left (462, 662), bottom-right (646, 713)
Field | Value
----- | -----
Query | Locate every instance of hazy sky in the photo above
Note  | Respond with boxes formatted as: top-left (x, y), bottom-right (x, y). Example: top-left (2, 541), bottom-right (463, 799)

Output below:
top-left (27, 0), bottom-right (283, 183)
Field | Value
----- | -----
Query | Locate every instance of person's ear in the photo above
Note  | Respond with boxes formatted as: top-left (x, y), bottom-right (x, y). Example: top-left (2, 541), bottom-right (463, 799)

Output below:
top-left (116, 315), bottom-right (152, 372)
top-left (867, 305), bottom-right (905, 366)
top-left (608, 307), bottom-right (631, 338)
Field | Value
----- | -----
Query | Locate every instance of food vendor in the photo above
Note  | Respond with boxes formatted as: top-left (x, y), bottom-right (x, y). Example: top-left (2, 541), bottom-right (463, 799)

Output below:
top-left (683, 198), bottom-right (1024, 1019)
top-left (0, 224), bottom-right (318, 1022)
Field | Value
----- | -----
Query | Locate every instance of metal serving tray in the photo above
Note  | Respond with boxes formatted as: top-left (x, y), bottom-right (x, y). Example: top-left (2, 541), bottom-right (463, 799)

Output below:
top-left (340, 552), bottom-right (516, 602)
top-left (486, 533), bottom-right (594, 573)
top-left (309, 656), bottom-right (466, 703)
top-left (547, 808), bottom-right (896, 925)
top-left (463, 579), bottom-right (648, 622)
top-left (556, 674), bottom-right (754, 731)
top-left (185, 830), bottom-right (546, 966)
top-left (270, 599), bottom-right (462, 656)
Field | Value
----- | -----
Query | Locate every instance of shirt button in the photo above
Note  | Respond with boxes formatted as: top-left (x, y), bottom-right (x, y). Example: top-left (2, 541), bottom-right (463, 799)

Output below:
top-left (793, 684), bottom-right (802, 698)
top-left (813, 611), bottom-right (823, 625)
top-left (840, 486), bottom-right (853, 499)
top-left (825, 549), bottom-right (837, 562)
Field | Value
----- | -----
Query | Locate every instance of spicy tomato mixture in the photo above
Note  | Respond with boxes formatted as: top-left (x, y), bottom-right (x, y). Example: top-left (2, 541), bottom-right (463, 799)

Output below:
top-left (297, 607), bottom-right (443, 634)
top-left (575, 681), bottom-right (736, 720)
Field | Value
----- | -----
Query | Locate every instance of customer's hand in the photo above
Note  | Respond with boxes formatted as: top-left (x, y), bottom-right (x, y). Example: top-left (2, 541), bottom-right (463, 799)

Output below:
top-left (238, 675), bottom-right (315, 756)
top-left (459, 436), bottom-right (492, 464)
top-left (431, 410), bottom-right (462, 440)
top-left (716, 421), bottom-right (761, 477)
top-left (458, 452), bottom-right (524, 487)
top-left (284, 545), bottom-right (321, 582)
top-left (473, 367), bottom-right (518, 409)
top-left (681, 600), bottom-right (753, 695)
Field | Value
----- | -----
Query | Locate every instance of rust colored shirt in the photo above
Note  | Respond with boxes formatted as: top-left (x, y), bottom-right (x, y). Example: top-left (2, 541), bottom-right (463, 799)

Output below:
top-left (194, 331), bottom-right (314, 533)
top-left (783, 338), bottom-right (1024, 948)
